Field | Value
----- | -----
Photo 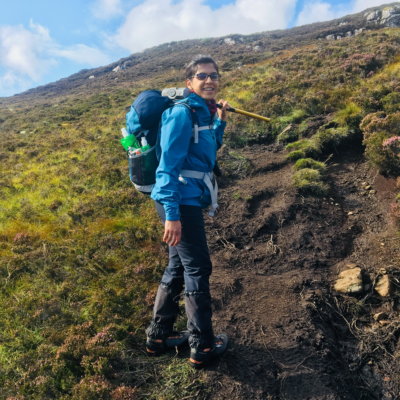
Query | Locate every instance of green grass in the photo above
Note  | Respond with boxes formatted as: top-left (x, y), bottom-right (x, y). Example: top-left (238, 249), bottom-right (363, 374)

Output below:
top-left (293, 168), bottom-right (328, 195)
top-left (1, 26), bottom-right (400, 398)
top-left (293, 158), bottom-right (326, 173)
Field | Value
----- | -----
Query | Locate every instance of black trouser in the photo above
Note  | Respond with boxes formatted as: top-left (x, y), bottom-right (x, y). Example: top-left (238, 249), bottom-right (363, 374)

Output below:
top-left (146, 202), bottom-right (214, 349)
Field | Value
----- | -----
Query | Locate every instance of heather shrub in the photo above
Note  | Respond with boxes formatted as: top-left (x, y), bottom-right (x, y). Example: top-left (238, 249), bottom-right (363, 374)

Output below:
top-left (389, 203), bottom-right (400, 227)
top-left (69, 375), bottom-right (113, 400)
top-left (110, 385), bottom-right (138, 400)
top-left (382, 92), bottom-right (400, 113)
top-left (361, 112), bottom-right (400, 174)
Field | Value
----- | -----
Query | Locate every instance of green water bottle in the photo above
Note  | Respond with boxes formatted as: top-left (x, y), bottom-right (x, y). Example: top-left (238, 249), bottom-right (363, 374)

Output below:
top-left (141, 137), bottom-right (150, 152)
top-left (121, 128), bottom-right (140, 151)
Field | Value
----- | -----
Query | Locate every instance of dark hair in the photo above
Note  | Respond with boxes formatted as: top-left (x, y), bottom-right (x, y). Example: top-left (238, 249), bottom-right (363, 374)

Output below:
top-left (185, 55), bottom-right (219, 80)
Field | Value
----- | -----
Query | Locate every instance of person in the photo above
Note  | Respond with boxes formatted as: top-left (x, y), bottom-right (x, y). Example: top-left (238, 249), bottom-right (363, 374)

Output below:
top-left (145, 55), bottom-right (230, 368)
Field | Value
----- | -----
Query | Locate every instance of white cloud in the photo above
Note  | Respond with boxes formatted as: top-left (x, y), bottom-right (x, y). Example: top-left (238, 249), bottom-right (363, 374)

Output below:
top-left (0, 20), bottom-right (110, 97)
top-left (92, 0), bottom-right (123, 19)
top-left (54, 44), bottom-right (110, 65)
top-left (111, 0), bottom-right (298, 53)
top-left (296, 1), bottom-right (338, 26)
top-left (352, 0), bottom-right (392, 13)
top-left (295, 0), bottom-right (395, 26)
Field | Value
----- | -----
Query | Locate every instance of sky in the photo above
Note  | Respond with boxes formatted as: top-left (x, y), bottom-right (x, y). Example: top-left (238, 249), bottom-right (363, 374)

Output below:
top-left (0, 0), bottom-right (394, 97)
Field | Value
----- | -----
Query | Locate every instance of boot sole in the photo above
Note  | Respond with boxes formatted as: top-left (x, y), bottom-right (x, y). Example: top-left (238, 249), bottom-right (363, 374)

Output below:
top-left (189, 334), bottom-right (229, 368)
top-left (146, 331), bottom-right (190, 357)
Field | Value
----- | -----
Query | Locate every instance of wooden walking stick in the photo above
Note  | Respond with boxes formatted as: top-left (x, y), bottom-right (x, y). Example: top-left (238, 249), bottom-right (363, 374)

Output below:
top-left (216, 103), bottom-right (270, 122)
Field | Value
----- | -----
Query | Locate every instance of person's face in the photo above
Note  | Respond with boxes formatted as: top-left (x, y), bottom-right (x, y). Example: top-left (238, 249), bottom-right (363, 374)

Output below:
top-left (186, 63), bottom-right (219, 100)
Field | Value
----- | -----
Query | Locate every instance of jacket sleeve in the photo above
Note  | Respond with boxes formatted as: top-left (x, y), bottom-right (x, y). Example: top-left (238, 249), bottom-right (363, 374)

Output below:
top-left (151, 106), bottom-right (192, 221)
top-left (213, 117), bottom-right (226, 150)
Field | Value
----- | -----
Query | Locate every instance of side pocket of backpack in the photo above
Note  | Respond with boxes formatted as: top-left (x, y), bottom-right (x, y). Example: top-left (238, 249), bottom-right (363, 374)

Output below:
top-left (128, 145), bottom-right (159, 195)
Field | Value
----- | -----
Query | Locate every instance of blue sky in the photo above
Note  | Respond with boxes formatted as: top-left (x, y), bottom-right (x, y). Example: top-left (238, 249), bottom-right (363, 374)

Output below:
top-left (0, 0), bottom-right (391, 97)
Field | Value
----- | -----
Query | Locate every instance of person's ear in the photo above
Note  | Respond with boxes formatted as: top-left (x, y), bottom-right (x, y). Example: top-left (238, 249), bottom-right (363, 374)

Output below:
top-left (186, 79), bottom-right (192, 91)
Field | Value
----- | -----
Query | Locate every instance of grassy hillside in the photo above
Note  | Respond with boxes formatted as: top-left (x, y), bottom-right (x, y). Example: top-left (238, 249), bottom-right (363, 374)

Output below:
top-left (2, 4), bottom-right (400, 398)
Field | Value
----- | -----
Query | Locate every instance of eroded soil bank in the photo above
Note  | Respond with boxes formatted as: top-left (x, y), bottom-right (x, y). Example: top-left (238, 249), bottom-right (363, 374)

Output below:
top-left (200, 143), bottom-right (399, 400)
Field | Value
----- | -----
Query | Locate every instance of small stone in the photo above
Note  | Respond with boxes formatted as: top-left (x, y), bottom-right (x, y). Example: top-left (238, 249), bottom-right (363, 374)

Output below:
top-left (360, 191), bottom-right (367, 196)
top-left (383, 377), bottom-right (391, 382)
top-left (375, 275), bottom-right (393, 297)
top-left (348, 211), bottom-right (354, 215)
top-left (335, 203), bottom-right (340, 206)
top-left (381, 243), bottom-right (385, 246)
top-left (361, 182), bottom-right (367, 187)
top-left (365, 185), bottom-right (371, 190)
top-left (368, 360), bottom-right (373, 365)
top-left (379, 320), bottom-right (391, 326)
top-left (334, 267), bottom-right (363, 294)
top-left (370, 190), bottom-right (376, 194)
top-left (373, 312), bottom-right (388, 322)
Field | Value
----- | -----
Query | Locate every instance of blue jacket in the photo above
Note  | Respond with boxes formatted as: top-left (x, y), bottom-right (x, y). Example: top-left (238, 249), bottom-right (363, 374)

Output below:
top-left (151, 93), bottom-right (226, 220)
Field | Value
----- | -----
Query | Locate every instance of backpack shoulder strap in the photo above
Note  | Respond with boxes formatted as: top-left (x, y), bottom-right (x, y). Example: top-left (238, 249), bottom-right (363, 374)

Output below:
top-left (172, 102), bottom-right (200, 143)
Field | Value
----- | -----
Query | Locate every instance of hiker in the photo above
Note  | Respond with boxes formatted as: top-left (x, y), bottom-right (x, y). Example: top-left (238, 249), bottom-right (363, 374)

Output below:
top-left (146, 55), bottom-right (229, 368)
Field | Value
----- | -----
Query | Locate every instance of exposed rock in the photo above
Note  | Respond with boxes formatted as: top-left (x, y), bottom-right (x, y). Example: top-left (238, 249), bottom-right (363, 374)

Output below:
top-left (373, 312), bottom-right (388, 322)
top-left (355, 29), bottom-right (363, 36)
top-left (346, 31), bottom-right (353, 37)
top-left (365, 6), bottom-right (400, 28)
top-left (365, 185), bottom-right (371, 190)
top-left (370, 190), bottom-right (376, 194)
top-left (112, 66), bottom-right (121, 72)
top-left (253, 46), bottom-right (260, 51)
top-left (326, 34), bottom-right (335, 40)
top-left (383, 13), bottom-right (400, 28)
top-left (366, 10), bottom-right (382, 21)
top-left (337, 36), bottom-right (342, 40)
top-left (382, 6), bottom-right (400, 20)
top-left (339, 22), bottom-right (348, 26)
top-left (334, 266), bottom-right (363, 294)
top-left (224, 38), bottom-right (236, 45)
top-left (89, 75), bottom-right (95, 79)
top-left (375, 275), bottom-right (393, 297)
top-left (379, 320), bottom-right (391, 326)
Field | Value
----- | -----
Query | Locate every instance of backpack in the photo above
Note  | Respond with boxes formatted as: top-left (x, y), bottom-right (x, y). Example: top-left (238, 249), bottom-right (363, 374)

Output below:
top-left (126, 90), bottom-right (199, 195)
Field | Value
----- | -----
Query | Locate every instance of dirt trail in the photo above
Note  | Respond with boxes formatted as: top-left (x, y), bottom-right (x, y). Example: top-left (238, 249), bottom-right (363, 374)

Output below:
top-left (203, 143), bottom-right (398, 399)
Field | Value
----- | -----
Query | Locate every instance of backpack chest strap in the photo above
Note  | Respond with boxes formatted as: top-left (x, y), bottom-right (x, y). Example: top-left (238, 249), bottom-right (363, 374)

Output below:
top-left (179, 170), bottom-right (218, 217)
top-left (191, 125), bottom-right (212, 143)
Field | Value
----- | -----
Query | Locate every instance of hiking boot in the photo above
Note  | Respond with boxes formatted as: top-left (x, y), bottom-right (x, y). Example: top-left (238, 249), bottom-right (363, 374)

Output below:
top-left (189, 333), bottom-right (229, 369)
top-left (146, 330), bottom-right (190, 356)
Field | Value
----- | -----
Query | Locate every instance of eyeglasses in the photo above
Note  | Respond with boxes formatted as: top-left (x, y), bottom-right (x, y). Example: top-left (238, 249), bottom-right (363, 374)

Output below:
top-left (190, 73), bottom-right (221, 81)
